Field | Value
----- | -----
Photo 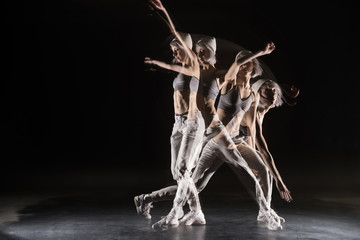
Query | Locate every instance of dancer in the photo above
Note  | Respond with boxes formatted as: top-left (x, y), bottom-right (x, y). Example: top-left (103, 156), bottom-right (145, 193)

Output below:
top-left (151, 39), bottom-right (281, 230)
top-left (220, 79), bottom-right (296, 225)
top-left (136, 79), bottom-right (293, 228)
top-left (186, 45), bottom-right (286, 230)
top-left (135, 35), bottom-right (226, 223)
top-left (138, 21), bottom-right (282, 228)
top-left (237, 79), bottom-right (294, 204)
top-left (138, 0), bottom-right (290, 231)
top-left (179, 79), bottom-right (297, 227)
top-left (138, 0), bottom-right (206, 230)
top-left (139, 36), bottom-right (286, 231)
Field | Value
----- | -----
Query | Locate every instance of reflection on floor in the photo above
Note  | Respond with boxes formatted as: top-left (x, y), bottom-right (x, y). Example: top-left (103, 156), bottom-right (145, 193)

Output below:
top-left (0, 189), bottom-right (359, 240)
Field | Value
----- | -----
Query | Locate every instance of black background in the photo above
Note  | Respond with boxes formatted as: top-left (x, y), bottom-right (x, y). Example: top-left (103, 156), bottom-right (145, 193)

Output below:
top-left (4, 0), bottom-right (360, 194)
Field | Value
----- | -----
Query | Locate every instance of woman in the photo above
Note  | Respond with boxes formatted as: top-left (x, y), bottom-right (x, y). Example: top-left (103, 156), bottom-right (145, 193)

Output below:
top-left (140, 0), bottom-right (206, 230)
top-left (138, 39), bottom-right (282, 230)
top-left (224, 79), bottom-right (296, 227)
top-left (176, 79), bottom-right (296, 227)
top-left (134, 35), bottom-right (228, 225)
top-left (239, 79), bottom-right (293, 204)
top-left (185, 44), bottom-right (287, 231)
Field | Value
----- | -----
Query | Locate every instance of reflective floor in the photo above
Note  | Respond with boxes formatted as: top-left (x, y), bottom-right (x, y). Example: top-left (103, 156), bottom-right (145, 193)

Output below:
top-left (0, 187), bottom-right (359, 240)
top-left (0, 167), bottom-right (360, 240)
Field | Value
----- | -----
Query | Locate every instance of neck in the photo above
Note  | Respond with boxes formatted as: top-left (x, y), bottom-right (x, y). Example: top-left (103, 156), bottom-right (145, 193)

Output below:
top-left (201, 63), bottom-right (214, 70)
top-left (258, 104), bottom-right (273, 117)
top-left (236, 75), bottom-right (251, 88)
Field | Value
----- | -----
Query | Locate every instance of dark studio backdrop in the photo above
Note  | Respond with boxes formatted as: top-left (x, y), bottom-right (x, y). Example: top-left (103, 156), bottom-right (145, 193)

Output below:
top-left (3, 0), bottom-right (360, 197)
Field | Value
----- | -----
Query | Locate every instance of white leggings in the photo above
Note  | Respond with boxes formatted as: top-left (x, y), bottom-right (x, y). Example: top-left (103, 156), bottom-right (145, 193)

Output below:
top-left (190, 129), bottom-right (271, 212)
top-left (169, 111), bottom-right (205, 210)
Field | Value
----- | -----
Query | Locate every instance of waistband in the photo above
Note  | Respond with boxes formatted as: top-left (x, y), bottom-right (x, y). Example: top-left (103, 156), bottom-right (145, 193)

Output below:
top-left (175, 112), bottom-right (188, 117)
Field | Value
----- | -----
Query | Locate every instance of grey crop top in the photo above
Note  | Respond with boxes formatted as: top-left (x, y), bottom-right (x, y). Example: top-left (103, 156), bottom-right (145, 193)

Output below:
top-left (201, 73), bottom-right (219, 100)
top-left (217, 85), bottom-right (253, 115)
top-left (173, 73), bottom-right (199, 93)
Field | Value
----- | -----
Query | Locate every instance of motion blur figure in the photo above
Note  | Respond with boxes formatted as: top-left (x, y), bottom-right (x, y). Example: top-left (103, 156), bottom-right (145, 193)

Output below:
top-left (138, 0), bottom-right (205, 231)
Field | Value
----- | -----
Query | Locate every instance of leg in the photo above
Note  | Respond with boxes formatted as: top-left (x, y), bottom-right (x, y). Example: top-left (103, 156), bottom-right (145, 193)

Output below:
top-left (235, 141), bottom-right (272, 205)
top-left (179, 142), bottom-right (223, 225)
top-left (134, 116), bottom-right (184, 219)
top-left (173, 113), bottom-right (205, 210)
top-left (213, 131), bottom-right (283, 230)
top-left (170, 116), bottom-right (186, 180)
top-left (236, 143), bottom-right (284, 224)
top-left (152, 112), bottom-right (205, 230)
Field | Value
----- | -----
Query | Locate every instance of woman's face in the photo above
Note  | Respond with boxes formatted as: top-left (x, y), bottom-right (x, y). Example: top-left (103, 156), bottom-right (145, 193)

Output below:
top-left (171, 46), bottom-right (186, 63)
top-left (239, 61), bottom-right (254, 75)
top-left (195, 45), bottom-right (211, 65)
top-left (260, 83), bottom-right (278, 107)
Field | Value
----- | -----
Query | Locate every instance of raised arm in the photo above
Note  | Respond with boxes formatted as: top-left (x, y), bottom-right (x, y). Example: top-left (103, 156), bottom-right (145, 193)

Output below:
top-left (144, 57), bottom-right (195, 76)
top-left (224, 42), bottom-right (275, 82)
top-left (144, 57), bottom-right (183, 72)
top-left (254, 111), bottom-right (293, 202)
top-left (214, 69), bottom-right (229, 90)
top-left (149, 0), bottom-right (197, 62)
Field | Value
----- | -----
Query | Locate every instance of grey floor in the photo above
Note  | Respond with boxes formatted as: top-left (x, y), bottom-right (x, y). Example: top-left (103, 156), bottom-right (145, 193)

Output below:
top-left (0, 188), bottom-right (359, 240)
top-left (1, 166), bottom-right (360, 240)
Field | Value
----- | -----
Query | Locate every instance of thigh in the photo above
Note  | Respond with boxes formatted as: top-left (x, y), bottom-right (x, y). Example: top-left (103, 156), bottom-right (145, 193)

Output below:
top-left (191, 141), bottom-right (219, 185)
top-left (237, 141), bottom-right (267, 171)
top-left (194, 157), bottom-right (224, 192)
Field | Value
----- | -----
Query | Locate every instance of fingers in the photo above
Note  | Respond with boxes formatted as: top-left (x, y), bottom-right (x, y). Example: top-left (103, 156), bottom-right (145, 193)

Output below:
top-left (264, 42), bottom-right (275, 54)
top-left (288, 193), bottom-right (293, 202)
top-left (284, 191), bottom-right (293, 202)
top-left (269, 42), bottom-right (275, 51)
top-left (280, 190), bottom-right (293, 202)
top-left (144, 57), bottom-right (152, 64)
top-left (280, 191), bottom-right (285, 200)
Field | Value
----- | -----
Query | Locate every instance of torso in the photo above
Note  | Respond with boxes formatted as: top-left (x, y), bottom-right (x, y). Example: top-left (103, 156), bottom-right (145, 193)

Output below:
top-left (217, 84), bottom-right (253, 128)
top-left (173, 59), bottom-right (201, 119)
top-left (173, 73), bottom-right (191, 115)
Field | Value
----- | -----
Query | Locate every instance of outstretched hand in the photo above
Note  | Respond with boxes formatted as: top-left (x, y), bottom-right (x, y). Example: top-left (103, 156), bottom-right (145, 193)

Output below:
top-left (276, 181), bottom-right (293, 203)
top-left (289, 85), bottom-right (300, 98)
top-left (144, 57), bottom-right (153, 64)
top-left (149, 0), bottom-right (165, 11)
top-left (144, 57), bottom-right (157, 71)
top-left (263, 42), bottom-right (276, 55)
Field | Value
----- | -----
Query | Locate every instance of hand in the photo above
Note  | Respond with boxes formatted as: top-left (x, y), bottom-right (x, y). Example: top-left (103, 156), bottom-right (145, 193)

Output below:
top-left (263, 42), bottom-right (275, 55)
top-left (144, 57), bottom-right (153, 64)
top-left (144, 57), bottom-right (157, 71)
top-left (149, 0), bottom-right (165, 11)
top-left (289, 85), bottom-right (300, 98)
top-left (276, 181), bottom-right (293, 202)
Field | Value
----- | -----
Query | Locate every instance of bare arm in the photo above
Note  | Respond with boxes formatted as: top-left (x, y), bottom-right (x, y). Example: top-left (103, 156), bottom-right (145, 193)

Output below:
top-left (224, 42), bottom-right (275, 82)
top-left (144, 57), bottom-right (183, 72)
top-left (144, 57), bottom-right (194, 76)
top-left (214, 69), bottom-right (228, 90)
top-left (149, 0), bottom-right (197, 63)
top-left (255, 111), bottom-right (293, 202)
